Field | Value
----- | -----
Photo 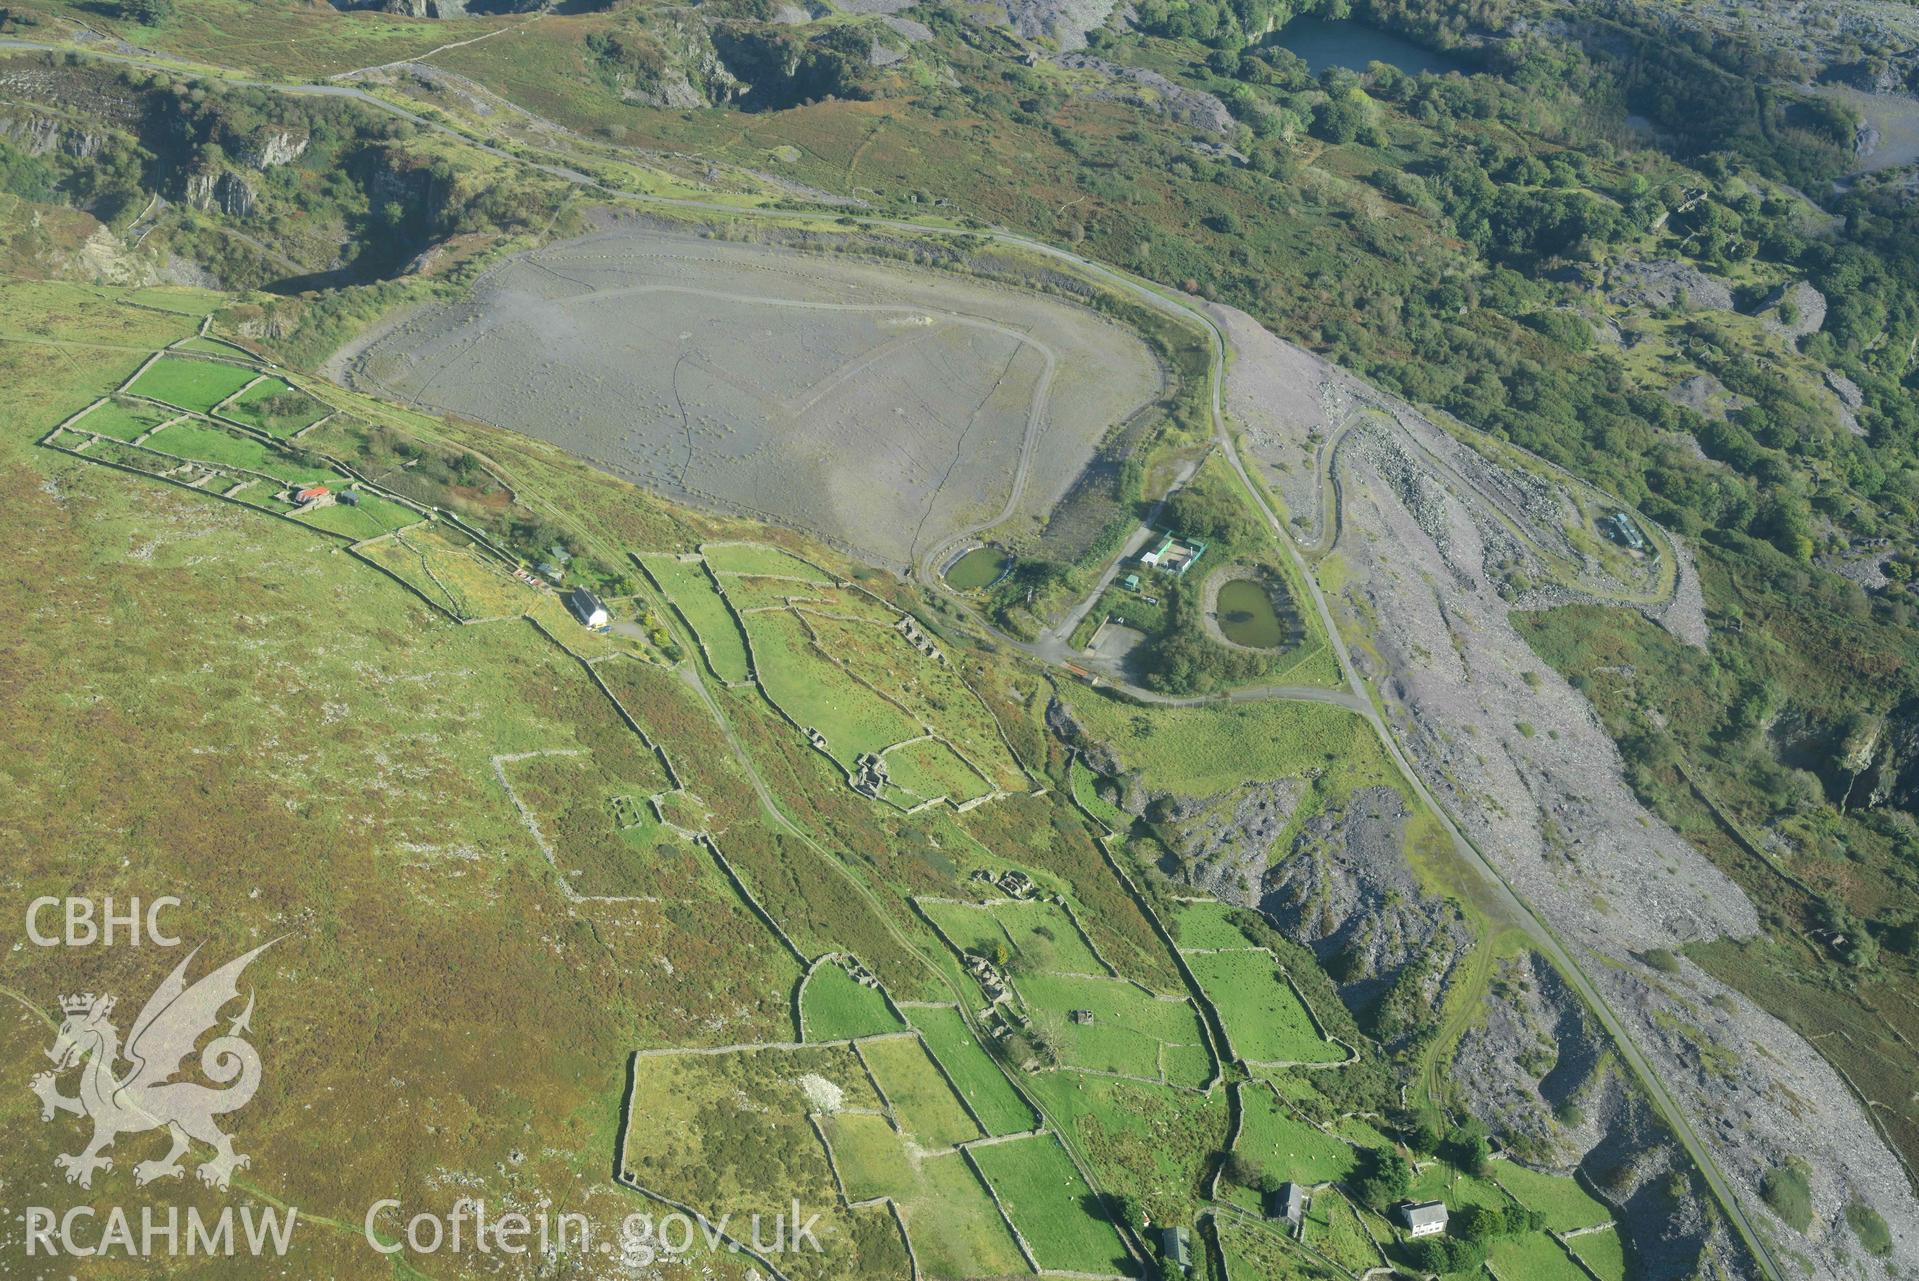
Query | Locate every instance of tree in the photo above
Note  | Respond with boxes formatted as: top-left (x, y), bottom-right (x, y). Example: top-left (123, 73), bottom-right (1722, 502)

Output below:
top-left (1352, 1149), bottom-right (1413, 1212)
top-left (1221, 1151), bottom-right (1267, 1188)
top-left (1311, 96), bottom-right (1366, 145)
top-left (118, 0), bottom-right (172, 26)
top-left (1406, 1235), bottom-right (1487, 1274)
top-left (1444, 1120), bottom-right (1492, 1177)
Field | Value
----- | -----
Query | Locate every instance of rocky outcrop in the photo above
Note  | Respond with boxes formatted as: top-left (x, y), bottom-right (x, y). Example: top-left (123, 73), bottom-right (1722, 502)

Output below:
top-left (985, 0), bottom-right (1119, 49)
top-left (1182, 776), bottom-right (1304, 903)
top-left (233, 125), bottom-right (309, 169)
top-left (1841, 700), bottom-right (1919, 811)
top-left (1758, 279), bottom-right (1826, 341)
top-left (1056, 54), bottom-right (1235, 136)
top-left (1263, 786), bottom-right (1471, 1018)
top-left (1454, 953), bottom-right (1603, 1159)
top-left (0, 111), bottom-right (105, 160)
top-left (1605, 257), bottom-right (1735, 312)
top-left (182, 168), bottom-right (257, 218)
top-left (593, 20), bottom-right (744, 109)
top-left (1455, 952), bottom-right (1748, 1280)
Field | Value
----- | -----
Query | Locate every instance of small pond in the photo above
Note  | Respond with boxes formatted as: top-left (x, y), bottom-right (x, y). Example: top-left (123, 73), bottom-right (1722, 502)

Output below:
top-left (1270, 18), bottom-right (1468, 78)
top-left (945, 546), bottom-right (1012, 590)
top-left (1217, 578), bottom-right (1290, 650)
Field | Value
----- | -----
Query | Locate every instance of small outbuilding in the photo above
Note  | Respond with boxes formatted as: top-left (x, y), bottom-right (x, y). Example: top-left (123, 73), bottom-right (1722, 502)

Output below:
top-left (1397, 1200), bottom-right (1449, 1238)
top-left (566, 587), bottom-right (611, 630)
top-left (1157, 1225), bottom-right (1192, 1276)
top-left (1122, 573), bottom-right (1141, 592)
top-left (1604, 511), bottom-right (1647, 552)
top-left (1267, 1181), bottom-right (1306, 1228)
top-left (1070, 1009), bottom-right (1094, 1026)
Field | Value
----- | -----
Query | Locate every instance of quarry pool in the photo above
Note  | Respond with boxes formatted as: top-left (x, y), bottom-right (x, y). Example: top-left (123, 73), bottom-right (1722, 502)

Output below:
top-left (1271, 18), bottom-right (1468, 78)
top-left (1216, 577), bottom-right (1290, 650)
top-left (945, 546), bottom-right (1012, 590)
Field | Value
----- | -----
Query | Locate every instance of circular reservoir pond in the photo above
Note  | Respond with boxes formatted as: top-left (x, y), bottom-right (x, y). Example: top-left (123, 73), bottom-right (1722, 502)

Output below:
top-left (1215, 576), bottom-right (1292, 650)
top-left (945, 546), bottom-right (1012, 590)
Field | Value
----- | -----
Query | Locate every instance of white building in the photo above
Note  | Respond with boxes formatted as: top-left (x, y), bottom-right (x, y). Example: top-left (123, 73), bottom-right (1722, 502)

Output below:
top-left (566, 587), bottom-right (610, 630)
top-left (1398, 1200), bottom-right (1449, 1238)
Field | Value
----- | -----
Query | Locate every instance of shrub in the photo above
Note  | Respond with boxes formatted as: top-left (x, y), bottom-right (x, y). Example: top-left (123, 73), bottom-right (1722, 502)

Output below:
top-left (118, 0), bottom-right (172, 24)
top-left (1444, 1119), bottom-right (1492, 1177)
top-left (1453, 1203), bottom-right (1546, 1242)
top-left (1351, 1149), bottom-right (1413, 1212)
top-left (1221, 1151), bottom-right (1267, 1189)
top-left (1759, 1158), bottom-right (1813, 1232)
top-left (1846, 1200), bottom-right (1891, 1257)
top-left (1406, 1235), bottom-right (1487, 1274)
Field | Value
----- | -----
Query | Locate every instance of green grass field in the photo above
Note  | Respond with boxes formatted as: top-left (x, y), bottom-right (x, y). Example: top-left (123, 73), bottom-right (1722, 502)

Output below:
top-left (71, 397), bottom-right (174, 442)
top-left (1015, 971), bottom-right (1211, 1085)
top-left (919, 897), bottom-right (1008, 959)
top-left (1070, 757), bottom-right (1129, 833)
top-left (745, 609), bottom-right (920, 765)
top-left (820, 1110), bottom-right (901, 1202)
top-left (994, 899), bottom-right (1108, 974)
top-left (897, 1150), bottom-right (1031, 1279)
top-left (905, 1006), bottom-right (1037, 1136)
top-left (882, 737), bottom-right (993, 806)
top-left (819, 1109), bottom-right (1029, 1277)
top-left (1187, 949), bottom-right (1343, 1065)
top-left (969, 1133), bottom-right (1131, 1276)
top-left (919, 897), bottom-right (1107, 974)
top-left (802, 962), bottom-right (905, 1040)
top-left (220, 376), bottom-right (331, 437)
top-left (639, 554), bottom-right (753, 683)
top-left (1411, 1162), bottom-right (1511, 1212)
top-left (1492, 1160), bottom-right (1614, 1234)
top-left (624, 1046), bottom-right (913, 1279)
top-left (1219, 1217), bottom-right (1344, 1280)
top-left (292, 492), bottom-right (424, 540)
top-left (795, 605), bottom-right (1027, 791)
top-left (1567, 1226), bottom-right (1627, 1281)
top-left (146, 421), bottom-right (339, 486)
top-left (1303, 1188), bottom-right (1385, 1275)
top-left (705, 541), bottom-right (834, 582)
top-left (1234, 1084), bottom-right (1359, 1187)
top-left (1061, 689), bottom-right (1391, 799)
top-left (859, 1034), bottom-right (981, 1150)
top-left (1028, 1071), bottom-right (1230, 1233)
top-left (1172, 899), bottom-right (1257, 951)
top-left (125, 356), bottom-right (259, 414)
top-left (1487, 1229), bottom-right (1590, 1281)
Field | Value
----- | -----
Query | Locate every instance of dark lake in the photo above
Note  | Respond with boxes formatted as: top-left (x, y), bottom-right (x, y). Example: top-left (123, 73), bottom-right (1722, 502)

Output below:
top-left (1270, 18), bottom-right (1469, 78)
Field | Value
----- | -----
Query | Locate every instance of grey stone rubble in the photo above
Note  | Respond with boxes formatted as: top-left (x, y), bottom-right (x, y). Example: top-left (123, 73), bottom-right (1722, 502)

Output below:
top-left (1210, 299), bottom-right (1919, 1281)
top-left (980, 0), bottom-right (1120, 50)
top-left (1054, 54), bottom-right (1236, 136)
top-left (1605, 258), bottom-right (1735, 313)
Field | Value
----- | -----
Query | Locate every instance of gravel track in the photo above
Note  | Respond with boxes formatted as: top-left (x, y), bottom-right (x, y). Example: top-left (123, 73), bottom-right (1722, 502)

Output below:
top-left (1213, 299), bottom-right (1918, 1281)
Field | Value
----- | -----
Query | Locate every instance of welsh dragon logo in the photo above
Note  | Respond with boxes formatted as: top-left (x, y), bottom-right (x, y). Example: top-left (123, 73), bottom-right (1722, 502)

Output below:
top-left (30, 942), bottom-right (275, 1191)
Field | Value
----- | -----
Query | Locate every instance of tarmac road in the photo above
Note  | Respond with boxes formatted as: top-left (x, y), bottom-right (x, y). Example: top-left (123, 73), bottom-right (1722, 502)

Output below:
top-left (0, 32), bottom-right (1781, 1277)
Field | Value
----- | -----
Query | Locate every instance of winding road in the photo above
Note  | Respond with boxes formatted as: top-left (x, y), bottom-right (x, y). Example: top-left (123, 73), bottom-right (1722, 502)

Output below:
top-left (0, 30), bottom-right (1780, 1280)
